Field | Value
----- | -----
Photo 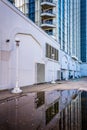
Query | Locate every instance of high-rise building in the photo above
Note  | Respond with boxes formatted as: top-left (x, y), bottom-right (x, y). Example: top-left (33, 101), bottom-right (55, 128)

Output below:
top-left (80, 0), bottom-right (87, 62)
top-left (80, 0), bottom-right (87, 76)
top-left (14, 0), bottom-right (81, 61)
top-left (14, 0), bottom-right (57, 39)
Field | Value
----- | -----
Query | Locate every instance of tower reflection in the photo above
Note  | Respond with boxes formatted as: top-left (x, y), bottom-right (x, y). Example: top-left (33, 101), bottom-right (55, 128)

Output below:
top-left (0, 89), bottom-right (83, 130)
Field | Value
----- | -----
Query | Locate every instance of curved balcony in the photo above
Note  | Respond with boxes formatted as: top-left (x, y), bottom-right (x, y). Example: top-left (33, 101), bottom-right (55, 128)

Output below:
top-left (41, 0), bottom-right (56, 8)
top-left (41, 10), bottom-right (56, 19)
top-left (41, 20), bottom-right (56, 29)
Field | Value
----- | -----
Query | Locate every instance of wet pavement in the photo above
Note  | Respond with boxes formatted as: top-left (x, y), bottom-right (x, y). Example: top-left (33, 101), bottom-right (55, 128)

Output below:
top-left (0, 89), bottom-right (81, 130)
top-left (0, 77), bottom-right (87, 130)
top-left (0, 77), bottom-right (87, 100)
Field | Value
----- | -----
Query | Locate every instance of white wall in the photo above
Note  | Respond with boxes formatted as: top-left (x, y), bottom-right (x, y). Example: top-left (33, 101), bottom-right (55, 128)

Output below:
top-left (0, 0), bottom-right (60, 90)
top-left (0, 51), bottom-right (11, 89)
top-left (60, 50), bottom-right (81, 80)
top-left (9, 34), bottom-right (43, 88)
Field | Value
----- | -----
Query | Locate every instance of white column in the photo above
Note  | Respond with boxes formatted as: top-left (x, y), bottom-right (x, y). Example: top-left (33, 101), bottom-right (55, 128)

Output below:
top-left (51, 53), bottom-right (56, 84)
top-left (12, 39), bottom-right (22, 93)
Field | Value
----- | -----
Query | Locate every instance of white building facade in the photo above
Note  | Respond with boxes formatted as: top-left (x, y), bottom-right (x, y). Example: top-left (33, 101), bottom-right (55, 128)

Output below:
top-left (0, 0), bottom-right (81, 90)
top-left (13, 0), bottom-right (81, 78)
top-left (0, 0), bottom-right (61, 90)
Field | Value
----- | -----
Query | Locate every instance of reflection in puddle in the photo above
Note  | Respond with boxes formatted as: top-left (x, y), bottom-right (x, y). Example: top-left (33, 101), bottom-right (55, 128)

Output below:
top-left (81, 91), bottom-right (87, 130)
top-left (0, 89), bottom-right (85, 130)
top-left (46, 101), bottom-right (59, 125)
top-left (35, 92), bottom-right (45, 108)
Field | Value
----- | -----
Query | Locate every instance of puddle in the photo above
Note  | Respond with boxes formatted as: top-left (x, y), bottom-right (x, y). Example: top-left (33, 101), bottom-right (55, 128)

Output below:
top-left (0, 89), bottom-right (86, 130)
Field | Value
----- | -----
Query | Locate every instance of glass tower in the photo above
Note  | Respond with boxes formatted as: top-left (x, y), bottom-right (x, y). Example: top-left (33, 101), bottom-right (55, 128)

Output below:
top-left (80, 0), bottom-right (87, 62)
top-left (14, 0), bottom-right (81, 61)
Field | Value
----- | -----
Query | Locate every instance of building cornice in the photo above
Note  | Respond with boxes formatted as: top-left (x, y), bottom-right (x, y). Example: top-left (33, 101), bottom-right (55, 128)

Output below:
top-left (72, 55), bottom-right (78, 61)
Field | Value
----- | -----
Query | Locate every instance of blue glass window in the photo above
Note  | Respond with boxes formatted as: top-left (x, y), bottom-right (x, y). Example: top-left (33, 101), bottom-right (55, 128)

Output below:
top-left (80, 0), bottom-right (86, 62)
top-left (29, 0), bottom-right (35, 22)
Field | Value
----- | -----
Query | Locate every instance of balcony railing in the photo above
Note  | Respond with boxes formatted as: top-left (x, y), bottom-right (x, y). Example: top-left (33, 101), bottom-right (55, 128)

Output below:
top-left (42, 9), bottom-right (53, 13)
top-left (41, 10), bottom-right (56, 18)
top-left (41, 20), bottom-right (56, 28)
top-left (45, 30), bottom-right (53, 35)
top-left (41, 0), bottom-right (53, 3)
top-left (42, 20), bottom-right (53, 24)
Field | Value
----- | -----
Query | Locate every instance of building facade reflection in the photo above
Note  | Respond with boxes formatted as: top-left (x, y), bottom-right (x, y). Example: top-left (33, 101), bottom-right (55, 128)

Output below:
top-left (81, 91), bottom-right (87, 130)
top-left (0, 90), bottom-right (83, 130)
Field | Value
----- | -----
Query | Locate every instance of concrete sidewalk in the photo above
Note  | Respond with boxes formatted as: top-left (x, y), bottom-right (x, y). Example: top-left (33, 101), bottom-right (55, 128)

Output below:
top-left (0, 77), bottom-right (87, 101)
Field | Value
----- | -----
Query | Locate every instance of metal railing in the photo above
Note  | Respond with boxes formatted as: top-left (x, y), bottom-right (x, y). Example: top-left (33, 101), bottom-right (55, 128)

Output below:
top-left (41, 10), bottom-right (55, 15)
top-left (41, 20), bottom-right (53, 25)
top-left (41, 0), bottom-right (53, 3)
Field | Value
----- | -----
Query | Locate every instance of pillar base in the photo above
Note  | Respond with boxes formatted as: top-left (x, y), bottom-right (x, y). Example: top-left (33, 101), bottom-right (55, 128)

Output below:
top-left (51, 81), bottom-right (56, 84)
top-left (11, 87), bottom-right (22, 94)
